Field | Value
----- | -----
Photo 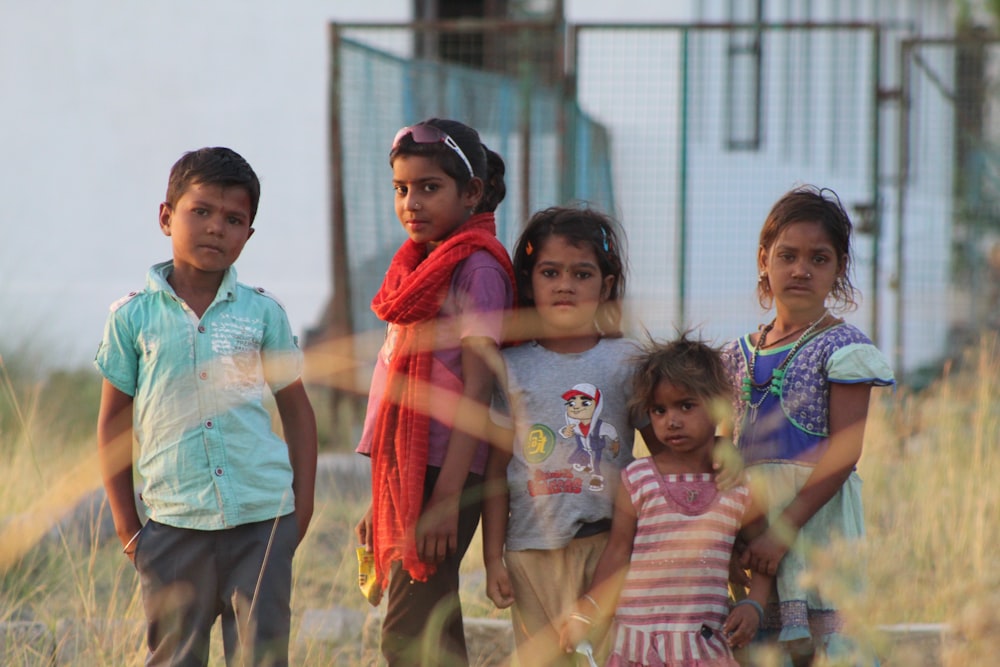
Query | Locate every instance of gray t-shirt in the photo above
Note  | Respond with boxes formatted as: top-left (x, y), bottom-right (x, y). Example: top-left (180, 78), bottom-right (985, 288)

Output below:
top-left (491, 338), bottom-right (647, 551)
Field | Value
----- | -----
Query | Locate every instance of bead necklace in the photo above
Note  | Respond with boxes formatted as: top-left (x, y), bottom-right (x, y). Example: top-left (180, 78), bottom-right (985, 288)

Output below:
top-left (758, 322), bottom-right (811, 349)
top-left (742, 310), bottom-right (829, 423)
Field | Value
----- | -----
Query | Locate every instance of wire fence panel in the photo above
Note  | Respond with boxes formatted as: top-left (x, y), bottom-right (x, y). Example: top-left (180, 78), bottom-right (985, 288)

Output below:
top-left (569, 24), bottom-right (881, 353)
top-left (329, 23), bottom-right (615, 334)
top-left (325, 20), bottom-right (997, 383)
top-left (896, 37), bottom-right (1000, 381)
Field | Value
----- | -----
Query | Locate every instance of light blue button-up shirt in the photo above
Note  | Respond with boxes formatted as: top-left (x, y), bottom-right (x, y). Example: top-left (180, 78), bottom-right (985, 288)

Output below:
top-left (95, 261), bottom-right (303, 530)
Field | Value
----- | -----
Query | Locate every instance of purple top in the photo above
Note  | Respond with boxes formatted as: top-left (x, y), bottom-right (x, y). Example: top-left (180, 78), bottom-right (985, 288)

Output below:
top-left (357, 250), bottom-right (513, 476)
top-left (722, 322), bottom-right (894, 465)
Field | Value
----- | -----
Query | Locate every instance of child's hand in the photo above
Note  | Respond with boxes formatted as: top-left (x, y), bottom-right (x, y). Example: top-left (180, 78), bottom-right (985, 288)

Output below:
top-left (723, 600), bottom-right (762, 649)
top-left (355, 502), bottom-right (373, 550)
top-left (559, 612), bottom-right (592, 655)
top-left (416, 492), bottom-right (460, 564)
top-left (740, 526), bottom-right (790, 577)
top-left (712, 439), bottom-right (745, 491)
top-left (485, 559), bottom-right (515, 609)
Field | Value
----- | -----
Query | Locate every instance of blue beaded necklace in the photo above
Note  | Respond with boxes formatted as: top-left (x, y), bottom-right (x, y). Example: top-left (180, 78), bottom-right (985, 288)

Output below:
top-left (742, 310), bottom-right (829, 423)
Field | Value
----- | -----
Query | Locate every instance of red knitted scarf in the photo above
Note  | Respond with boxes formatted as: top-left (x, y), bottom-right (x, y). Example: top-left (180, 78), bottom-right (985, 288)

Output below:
top-left (369, 212), bottom-right (514, 586)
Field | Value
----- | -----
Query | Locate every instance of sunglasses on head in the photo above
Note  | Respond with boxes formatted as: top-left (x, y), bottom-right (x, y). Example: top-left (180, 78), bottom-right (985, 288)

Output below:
top-left (391, 125), bottom-right (476, 179)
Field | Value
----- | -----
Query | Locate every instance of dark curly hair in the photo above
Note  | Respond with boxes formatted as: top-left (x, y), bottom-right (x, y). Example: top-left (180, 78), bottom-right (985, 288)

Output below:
top-left (165, 147), bottom-right (261, 223)
top-left (628, 332), bottom-right (732, 422)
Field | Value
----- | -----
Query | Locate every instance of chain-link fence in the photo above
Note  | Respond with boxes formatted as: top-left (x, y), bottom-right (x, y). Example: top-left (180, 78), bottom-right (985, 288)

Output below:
top-left (322, 21), bottom-right (615, 339)
top-left (317, 19), bottom-right (992, 394)
top-left (570, 23), bottom-right (885, 355)
top-left (895, 35), bottom-right (1000, 381)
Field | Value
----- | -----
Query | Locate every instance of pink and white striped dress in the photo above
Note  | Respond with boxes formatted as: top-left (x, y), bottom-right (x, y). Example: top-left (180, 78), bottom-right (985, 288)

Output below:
top-left (607, 458), bottom-right (750, 667)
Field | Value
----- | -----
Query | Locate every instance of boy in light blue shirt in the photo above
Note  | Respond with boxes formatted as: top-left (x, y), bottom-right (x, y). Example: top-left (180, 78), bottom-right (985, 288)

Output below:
top-left (95, 147), bottom-right (317, 667)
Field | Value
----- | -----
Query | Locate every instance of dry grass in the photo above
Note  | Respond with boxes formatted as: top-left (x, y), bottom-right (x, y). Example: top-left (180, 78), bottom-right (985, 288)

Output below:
top-left (859, 333), bottom-right (1000, 628)
top-left (1, 332), bottom-right (998, 665)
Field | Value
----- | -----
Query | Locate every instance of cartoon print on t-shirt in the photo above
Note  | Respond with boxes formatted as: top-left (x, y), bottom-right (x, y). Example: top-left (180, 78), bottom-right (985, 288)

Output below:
top-left (560, 383), bottom-right (620, 492)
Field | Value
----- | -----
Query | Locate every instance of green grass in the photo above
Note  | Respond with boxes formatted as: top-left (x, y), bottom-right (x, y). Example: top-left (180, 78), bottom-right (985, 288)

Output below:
top-left (2, 332), bottom-right (998, 665)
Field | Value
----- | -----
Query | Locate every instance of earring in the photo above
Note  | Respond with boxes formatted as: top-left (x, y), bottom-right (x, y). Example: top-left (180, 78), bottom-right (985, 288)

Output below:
top-left (758, 270), bottom-right (767, 281)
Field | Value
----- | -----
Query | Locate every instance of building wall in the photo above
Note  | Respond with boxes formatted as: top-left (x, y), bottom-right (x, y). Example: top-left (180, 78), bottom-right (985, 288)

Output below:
top-left (569, 0), bottom-right (955, 372)
top-left (0, 1), bottom-right (409, 368)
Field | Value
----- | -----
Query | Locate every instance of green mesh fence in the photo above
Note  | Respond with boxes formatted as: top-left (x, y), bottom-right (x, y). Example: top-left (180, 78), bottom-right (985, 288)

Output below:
top-left (332, 32), bottom-right (614, 333)
top-left (328, 21), bottom-right (998, 380)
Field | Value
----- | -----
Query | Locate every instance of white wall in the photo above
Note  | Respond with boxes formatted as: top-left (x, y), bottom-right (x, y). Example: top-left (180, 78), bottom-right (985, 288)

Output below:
top-left (0, 0), bottom-right (958, 373)
top-left (0, 0), bottom-right (408, 369)
top-left (688, 0), bottom-right (956, 372)
top-left (568, 0), bottom-right (956, 372)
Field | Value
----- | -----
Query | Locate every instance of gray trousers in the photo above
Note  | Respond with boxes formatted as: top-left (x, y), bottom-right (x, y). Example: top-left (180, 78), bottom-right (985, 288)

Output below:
top-left (134, 514), bottom-right (297, 667)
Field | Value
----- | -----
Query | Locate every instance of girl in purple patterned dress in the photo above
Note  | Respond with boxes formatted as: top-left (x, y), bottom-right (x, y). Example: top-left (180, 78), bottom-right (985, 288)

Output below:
top-left (561, 335), bottom-right (772, 667)
top-left (721, 186), bottom-right (894, 666)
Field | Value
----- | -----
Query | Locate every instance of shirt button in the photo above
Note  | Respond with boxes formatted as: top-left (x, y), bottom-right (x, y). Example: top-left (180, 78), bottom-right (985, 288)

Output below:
top-left (198, 325), bottom-right (206, 333)
top-left (205, 420), bottom-right (213, 429)
top-left (215, 467), bottom-right (224, 476)
top-left (199, 371), bottom-right (208, 380)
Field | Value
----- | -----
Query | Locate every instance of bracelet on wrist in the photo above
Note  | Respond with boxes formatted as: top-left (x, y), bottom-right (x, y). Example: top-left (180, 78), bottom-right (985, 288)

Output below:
top-left (733, 598), bottom-right (764, 624)
top-left (569, 612), bottom-right (593, 625)
top-left (122, 528), bottom-right (142, 554)
top-left (581, 593), bottom-right (601, 614)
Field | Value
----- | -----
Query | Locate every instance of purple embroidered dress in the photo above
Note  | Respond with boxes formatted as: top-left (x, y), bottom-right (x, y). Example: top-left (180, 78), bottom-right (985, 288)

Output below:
top-left (721, 322), bottom-right (894, 651)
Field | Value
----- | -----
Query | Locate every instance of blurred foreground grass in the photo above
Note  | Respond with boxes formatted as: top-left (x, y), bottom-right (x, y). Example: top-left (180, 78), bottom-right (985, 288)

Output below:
top-left (1, 333), bottom-right (998, 665)
top-left (856, 333), bottom-right (1000, 664)
top-left (0, 343), bottom-right (505, 666)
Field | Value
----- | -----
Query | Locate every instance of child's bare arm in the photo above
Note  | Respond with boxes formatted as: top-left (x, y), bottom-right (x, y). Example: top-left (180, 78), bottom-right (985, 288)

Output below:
top-left (743, 383), bottom-right (871, 575)
top-left (712, 437), bottom-right (744, 490)
top-left (560, 480), bottom-right (637, 652)
top-left (420, 336), bottom-right (497, 564)
top-left (482, 424), bottom-right (514, 608)
top-left (723, 566), bottom-right (772, 649)
top-left (97, 380), bottom-right (141, 561)
top-left (274, 379), bottom-right (318, 545)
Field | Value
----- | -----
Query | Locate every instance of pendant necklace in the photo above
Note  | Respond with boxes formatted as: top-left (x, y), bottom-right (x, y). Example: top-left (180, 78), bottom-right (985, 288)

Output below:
top-left (742, 310), bottom-right (829, 423)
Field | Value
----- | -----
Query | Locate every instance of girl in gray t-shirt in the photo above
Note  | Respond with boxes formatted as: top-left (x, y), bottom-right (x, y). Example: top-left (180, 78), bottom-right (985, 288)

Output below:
top-left (482, 206), bottom-right (742, 667)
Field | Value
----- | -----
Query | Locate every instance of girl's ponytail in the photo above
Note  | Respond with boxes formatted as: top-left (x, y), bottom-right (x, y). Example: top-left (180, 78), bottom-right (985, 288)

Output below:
top-left (476, 146), bottom-right (507, 214)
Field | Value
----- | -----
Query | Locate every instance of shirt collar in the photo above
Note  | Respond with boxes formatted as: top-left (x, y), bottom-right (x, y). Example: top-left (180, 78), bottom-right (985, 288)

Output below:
top-left (147, 260), bottom-right (239, 303)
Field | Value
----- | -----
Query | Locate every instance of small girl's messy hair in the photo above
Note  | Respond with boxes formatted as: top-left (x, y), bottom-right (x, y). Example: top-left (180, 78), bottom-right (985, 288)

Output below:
top-left (512, 204), bottom-right (627, 337)
top-left (628, 332), bottom-right (733, 422)
top-left (389, 118), bottom-right (507, 214)
top-left (757, 184), bottom-right (859, 312)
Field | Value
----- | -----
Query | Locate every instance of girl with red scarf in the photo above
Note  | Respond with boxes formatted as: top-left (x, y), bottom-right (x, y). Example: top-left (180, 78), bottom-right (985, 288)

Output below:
top-left (355, 118), bottom-right (515, 667)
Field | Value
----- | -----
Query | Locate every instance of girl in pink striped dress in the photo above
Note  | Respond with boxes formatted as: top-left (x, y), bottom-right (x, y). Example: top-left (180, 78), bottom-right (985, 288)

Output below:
top-left (561, 335), bottom-right (772, 667)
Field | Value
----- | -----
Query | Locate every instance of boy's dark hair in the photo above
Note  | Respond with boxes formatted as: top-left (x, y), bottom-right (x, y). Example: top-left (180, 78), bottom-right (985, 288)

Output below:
top-left (757, 184), bottom-right (858, 311)
top-left (512, 204), bottom-right (627, 337)
top-left (628, 333), bottom-right (732, 418)
top-left (165, 147), bottom-right (261, 223)
top-left (389, 118), bottom-right (507, 214)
